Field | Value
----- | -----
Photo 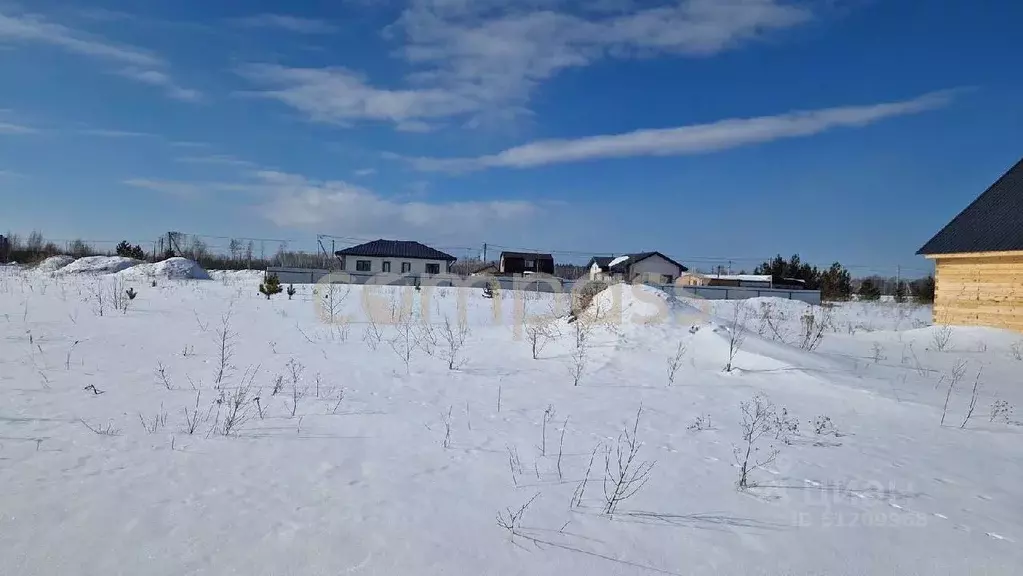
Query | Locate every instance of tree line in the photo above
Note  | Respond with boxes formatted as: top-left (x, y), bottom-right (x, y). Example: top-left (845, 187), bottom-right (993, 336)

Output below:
top-left (754, 254), bottom-right (934, 303)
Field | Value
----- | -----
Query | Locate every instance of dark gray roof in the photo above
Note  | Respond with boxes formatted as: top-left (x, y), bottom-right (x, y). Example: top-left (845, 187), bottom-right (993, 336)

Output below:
top-left (588, 252), bottom-right (688, 273)
top-left (918, 157), bottom-right (1023, 255)
top-left (336, 239), bottom-right (456, 261)
top-left (500, 251), bottom-right (553, 260)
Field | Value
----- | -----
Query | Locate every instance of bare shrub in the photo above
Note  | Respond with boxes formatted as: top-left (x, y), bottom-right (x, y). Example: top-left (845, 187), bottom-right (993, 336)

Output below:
top-left (773, 407), bottom-right (799, 443)
top-left (441, 406), bottom-right (453, 448)
top-left (362, 318), bottom-right (383, 351)
top-left (686, 414), bottom-right (713, 432)
top-left (569, 318), bottom-right (590, 386)
top-left (139, 407), bottom-right (168, 433)
top-left (155, 362), bottom-right (172, 390)
top-left (666, 340), bottom-right (687, 386)
top-left (938, 359), bottom-right (968, 426)
top-left (734, 393), bottom-right (778, 489)
top-left (270, 373), bottom-right (285, 396)
top-left (286, 358), bottom-right (305, 417)
top-left (960, 367), bottom-right (983, 429)
top-left (871, 342), bottom-right (885, 364)
top-left (213, 311), bottom-right (235, 389)
top-left (331, 387), bottom-right (346, 414)
top-left (810, 415), bottom-right (836, 436)
top-left (525, 317), bottom-right (556, 360)
top-left (496, 492), bottom-right (540, 538)
top-left (183, 391), bottom-right (203, 434)
top-left (990, 400), bottom-right (1013, 423)
top-left (221, 366), bottom-right (258, 436)
top-left (1010, 341), bottom-right (1022, 361)
top-left (319, 283), bottom-right (351, 324)
top-left (603, 406), bottom-right (655, 516)
top-left (724, 302), bottom-right (752, 372)
top-left (439, 315), bottom-right (470, 370)
top-left (79, 419), bottom-right (121, 436)
top-left (931, 324), bottom-right (954, 352)
top-left (571, 444), bottom-right (600, 509)
top-left (389, 308), bottom-right (417, 374)
top-left (798, 305), bottom-right (833, 351)
top-left (539, 404), bottom-right (555, 456)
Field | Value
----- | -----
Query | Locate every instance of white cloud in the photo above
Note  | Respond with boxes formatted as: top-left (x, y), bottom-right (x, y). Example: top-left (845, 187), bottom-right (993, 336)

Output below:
top-left (354, 168), bottom-right (377, 177)
top-left (118, 68), bottom-right (201, 102)
top-left (76, 128), bottom-right (154, 138)
top-left (232, 14), bottom-right (338, 34)
top-left (0, 121), bottom-right (38, 134)
top-left (242, 0), bottom-right (813, 128)
top-left (175, 154), bottom-right (258, 168)
top-left (408, 90), bottom-right (955, 171)
top-left (239, 64), bottom-right (477, 125)
top-left (0, 9), bottom-right (199, 101)
top-left (125, 169), bottom-right (538, 240)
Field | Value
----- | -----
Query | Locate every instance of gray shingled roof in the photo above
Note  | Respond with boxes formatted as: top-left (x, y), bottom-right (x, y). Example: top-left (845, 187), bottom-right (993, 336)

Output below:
top-left (335, 239), bottom-right (456, 261)
top-left (918, 157), bottom-right (1023, 255)
top-left (500, 251), bottom-right (553, 260)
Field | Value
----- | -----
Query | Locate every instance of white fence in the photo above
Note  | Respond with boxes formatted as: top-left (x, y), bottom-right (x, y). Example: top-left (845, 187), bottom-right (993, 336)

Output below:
top-left (265, 267), bottom-right (821, 304)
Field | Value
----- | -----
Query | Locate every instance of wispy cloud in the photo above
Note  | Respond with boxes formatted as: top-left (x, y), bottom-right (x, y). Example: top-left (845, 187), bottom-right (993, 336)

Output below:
top-left (168, 140), bottom-right (212, 149)
top-left (0, 9), bottom-right (199, 101)
top-left (232, 13), bottom-right (338, 34)
top-left (0, 121), bottom-right (38, 134)
top-left (238, 64), bottom-right (477, 125)
top-left (124, 169), bottom-right (537, 239)
top-left (407, 91), bottom-right (956, 171)
top-left (354, 168), bottom-right (377, 177)
top-left (175, 154), bottom-right (258, 168)
top-left (241, 0), bottom-right (813, 128)
top-left (118, 68), bottom-right (201, 102)
top-left (76, 128), bottom-right (154, 138)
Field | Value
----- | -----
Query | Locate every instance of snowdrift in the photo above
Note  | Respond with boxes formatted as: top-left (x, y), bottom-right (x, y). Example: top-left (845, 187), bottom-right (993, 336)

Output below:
top-left (34, 255), bottom-right (75, 273)
top-left (585, 283), bottom-right (710, 326)
top-left (55, 256), bottom-right (142, 275)
top-left (117, 257), bottom-right (211, 281)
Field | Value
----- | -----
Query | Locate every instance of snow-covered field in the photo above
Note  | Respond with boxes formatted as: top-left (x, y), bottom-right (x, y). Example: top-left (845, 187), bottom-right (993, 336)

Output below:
top-left (2, 257), bottom-right (1022, 575)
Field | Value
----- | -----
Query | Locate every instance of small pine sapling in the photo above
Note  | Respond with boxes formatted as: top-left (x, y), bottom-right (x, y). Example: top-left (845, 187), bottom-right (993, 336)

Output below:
top-left (286, 284), bottom-right (296, 300)
top-left (126, 287), bottom-right (137, 300)
top-left (259, 273), bottom-right (283, 300)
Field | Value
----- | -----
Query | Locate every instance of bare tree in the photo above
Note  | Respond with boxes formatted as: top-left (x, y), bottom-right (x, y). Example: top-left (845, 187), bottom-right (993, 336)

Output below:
top-left (539, 404), bottom-right (556, 456)
top-left (183, 391), bottom-right (203, 434)
top-left (496, 492), bottom-right (541, 539)
top-left (389, 308), bottom-right (417, 375)
top-left (603, 406), bottom-right (655, 516)
top-left (221, 368), bottom-right (257, 436)
top-left (286, 358), bottom-right (305, 417)
top-left (666, 340), bottom-right (687, 386)
top-left (931, 324), bottom-right (954, 352)
top-left (724, 302), bottom-right (752, 372)
top-left (439, 314), bottom-right (470, 370)
top-left (734, 393), bottom-right (779, 489)
top-left (569, 318), bottom-right (590, 386)
top-left (320, 282), bottom-right (351, 324)
top-left (213, 310), bottom-right (235, 389)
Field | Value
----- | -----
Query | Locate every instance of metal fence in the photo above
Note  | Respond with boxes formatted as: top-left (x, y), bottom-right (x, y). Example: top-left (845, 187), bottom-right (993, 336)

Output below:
top-left (266, 267), bottom-right (821, 304)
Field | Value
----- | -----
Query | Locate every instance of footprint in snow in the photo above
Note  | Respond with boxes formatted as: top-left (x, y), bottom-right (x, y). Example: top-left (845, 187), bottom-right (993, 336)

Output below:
top-left (933, 513), bottom-right (948, 519)
top-left (986, 532), bottom-right (1011, 542)
top-left (889, 503), bottom-right (904, 510)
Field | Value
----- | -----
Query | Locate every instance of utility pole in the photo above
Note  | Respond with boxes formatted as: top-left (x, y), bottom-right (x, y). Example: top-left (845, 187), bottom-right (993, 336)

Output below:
top-left (482, 243), bottom-right (487, 262)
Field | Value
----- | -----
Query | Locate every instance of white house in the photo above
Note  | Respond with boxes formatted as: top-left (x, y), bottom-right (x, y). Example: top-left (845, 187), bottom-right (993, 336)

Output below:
top-left (587, 252), bottom-right (688, 284)
top-left (335, 239), bottom-right (456, 275)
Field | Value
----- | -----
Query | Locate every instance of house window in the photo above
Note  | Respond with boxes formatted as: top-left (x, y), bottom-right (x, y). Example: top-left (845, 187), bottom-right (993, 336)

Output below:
top-left (401, 262), bottom-right (411, 273)
top-left (425, 263), bottom-right (440, 274)
top-left (662, 275), bottom-right (674, 284)
top-left (356, 260), bottom-right (371, 272)
top-left (382, 261), bottom-right (391, 273)
top-left (525, 259), bottom-right (534, 268)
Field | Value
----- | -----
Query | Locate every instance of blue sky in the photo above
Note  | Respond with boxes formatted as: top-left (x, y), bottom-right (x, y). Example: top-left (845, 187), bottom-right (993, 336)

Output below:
top-left (2, 0), bottom-right (1021, 275)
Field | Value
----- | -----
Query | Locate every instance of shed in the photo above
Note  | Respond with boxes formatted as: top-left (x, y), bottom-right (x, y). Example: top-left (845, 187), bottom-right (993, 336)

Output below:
top-left (917, 156), bottom-right (1023, 332)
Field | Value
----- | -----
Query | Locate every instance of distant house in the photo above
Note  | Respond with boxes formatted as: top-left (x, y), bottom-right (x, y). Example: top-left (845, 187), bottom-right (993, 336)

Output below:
top-left (499, 251), bottom-right (555, 275)
top-left (588, 252), bottom-right (688, 284)
top-left (335, 239), bottom-right (456, 275)
top-left (470, 263), bottom-right (499, 276)
top-left (917, 156), bottom-right (1023, 332)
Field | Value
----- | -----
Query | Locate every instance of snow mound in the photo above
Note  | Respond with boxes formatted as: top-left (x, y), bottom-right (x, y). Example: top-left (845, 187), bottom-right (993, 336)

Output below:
top-left (117, 257), bottom-right (211, 280)
top-left (34, 255), bottom-right (75, 273)
top-left (56, 256), bottom-right (143, 275)
top-left (588, 283), bottom-right (708, 325)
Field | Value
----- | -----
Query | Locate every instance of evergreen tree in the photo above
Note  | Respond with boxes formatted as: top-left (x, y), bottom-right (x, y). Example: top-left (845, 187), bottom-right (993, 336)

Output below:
top-left (910, 275), bottom-right (936, 304)
top-left (286, 284), bottom-right (296, 300)
top-left (893, 281), bottom-right (908, 303)
top-left (115, 240), bottom-right (146, 260)
top-left (754, 254), bottom-right (823, 290)
top-left (858, 277), bottom-right (882, 301)
top-left (259, 273), bottom-right (283, 300)
top-left (819, 262), bottom-right (852, 301)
